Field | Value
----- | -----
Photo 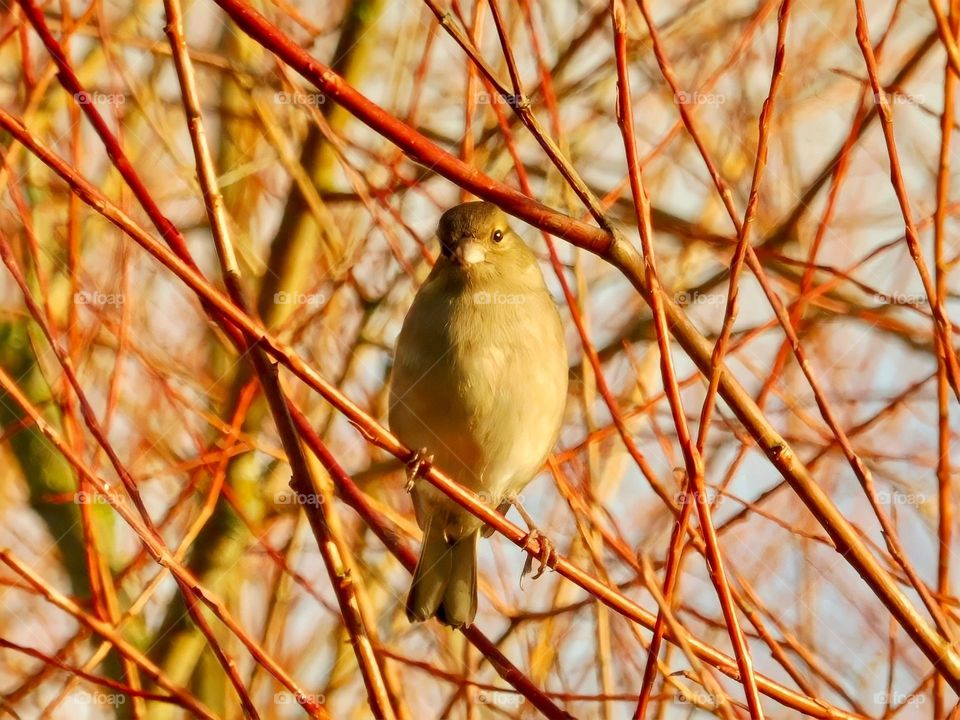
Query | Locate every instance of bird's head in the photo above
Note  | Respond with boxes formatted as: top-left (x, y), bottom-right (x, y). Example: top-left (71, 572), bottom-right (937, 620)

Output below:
top-left (436, 201), bottom-right (534, 273)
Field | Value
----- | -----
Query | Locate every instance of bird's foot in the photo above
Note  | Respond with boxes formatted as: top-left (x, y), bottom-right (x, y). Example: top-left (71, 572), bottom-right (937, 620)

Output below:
top-left (520, 528), bottom-right (557, 582)
top-left (510, 495), bottom-right (556, 583)
top-left (404, 447), bottom-right (433, 492)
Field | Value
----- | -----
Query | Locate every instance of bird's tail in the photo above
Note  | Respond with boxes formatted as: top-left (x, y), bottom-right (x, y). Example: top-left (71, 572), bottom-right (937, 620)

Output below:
top-left (406, 520), bottom-right (478, 628)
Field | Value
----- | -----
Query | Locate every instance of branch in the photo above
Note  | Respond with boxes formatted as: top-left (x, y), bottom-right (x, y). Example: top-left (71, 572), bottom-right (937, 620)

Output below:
top-left (201, 0), bottom-right (960, 689)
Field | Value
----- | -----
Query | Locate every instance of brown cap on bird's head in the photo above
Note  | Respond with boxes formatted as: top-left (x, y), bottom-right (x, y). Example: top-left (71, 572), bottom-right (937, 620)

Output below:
top-left (438, 201), bottom-right (501, 241)
top-left (437, 202), bottom-right (510, 265)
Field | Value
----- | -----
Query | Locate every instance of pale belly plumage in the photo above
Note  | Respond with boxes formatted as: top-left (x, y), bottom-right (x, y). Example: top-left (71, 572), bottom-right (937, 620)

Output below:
top-left (389, 277), bottom-right (568, 540)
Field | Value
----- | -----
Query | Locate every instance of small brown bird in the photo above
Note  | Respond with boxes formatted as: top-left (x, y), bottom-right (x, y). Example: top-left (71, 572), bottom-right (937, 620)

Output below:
top-left (389, 201), bottom-right (568, 627)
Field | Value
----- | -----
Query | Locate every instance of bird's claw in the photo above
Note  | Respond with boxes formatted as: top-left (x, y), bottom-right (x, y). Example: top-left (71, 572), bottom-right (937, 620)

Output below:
top-left (520, 528), bottom-right (557, 583)
top-left (404, 447), bottom-right (433, 492)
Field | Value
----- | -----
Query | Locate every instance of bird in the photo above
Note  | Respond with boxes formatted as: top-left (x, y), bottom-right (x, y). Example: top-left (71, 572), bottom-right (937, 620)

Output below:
top-left (389, 201), bottom-right (568, 628)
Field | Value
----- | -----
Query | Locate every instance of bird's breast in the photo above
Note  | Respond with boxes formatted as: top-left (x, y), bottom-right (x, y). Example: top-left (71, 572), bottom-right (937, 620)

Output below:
top-left (389, 280), bottom-right (568, 502)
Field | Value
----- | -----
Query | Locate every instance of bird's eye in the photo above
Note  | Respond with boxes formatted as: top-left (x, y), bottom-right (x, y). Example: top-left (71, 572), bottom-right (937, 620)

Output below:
top-left (493, 229), bottom-right (504, 243)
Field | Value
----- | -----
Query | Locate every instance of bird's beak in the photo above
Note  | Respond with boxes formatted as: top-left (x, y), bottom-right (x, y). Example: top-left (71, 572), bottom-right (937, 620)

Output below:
top-left (452, 240), bottom-right (486, 266)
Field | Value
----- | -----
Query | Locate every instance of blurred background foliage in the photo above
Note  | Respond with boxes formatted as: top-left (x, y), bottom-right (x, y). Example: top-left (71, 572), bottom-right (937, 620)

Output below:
top-left (0, 0), bottom-right (958, 717)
